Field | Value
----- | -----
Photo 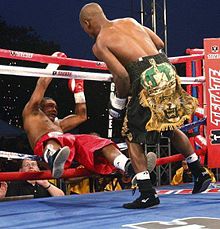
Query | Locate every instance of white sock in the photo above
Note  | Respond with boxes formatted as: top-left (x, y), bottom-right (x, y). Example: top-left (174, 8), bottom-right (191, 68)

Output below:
top-left (185, 153), bottom-right (198, 164)
top-left (43, 144), bottom-right (57, 163)
top-left (113, 154), bottom-right (129, 171)
top-left (136, 171), bottom-right (150, 180)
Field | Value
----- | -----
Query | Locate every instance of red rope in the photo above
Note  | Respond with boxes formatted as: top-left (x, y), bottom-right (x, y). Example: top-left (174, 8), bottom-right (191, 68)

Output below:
top-left (156, 154), bottom-right (184, 166)
top-left (186, 48), bottom-right (204, 55)
top-left (0, 49), bottom-right (108, 70)
top-left (0, 154), bottom-right (185, 181)
top-left (0, 151), bottom-right (207, 181)
top-left (0, 167), bottom-right (92, 181)
top-left (0, 48), bottom-right (204, 69)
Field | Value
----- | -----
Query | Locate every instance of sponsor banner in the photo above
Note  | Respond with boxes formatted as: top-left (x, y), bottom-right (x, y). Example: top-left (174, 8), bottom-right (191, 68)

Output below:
top-left (204, 38), bottom-right (220, 168)
top-left (10, 50), bottom-right (33, 58)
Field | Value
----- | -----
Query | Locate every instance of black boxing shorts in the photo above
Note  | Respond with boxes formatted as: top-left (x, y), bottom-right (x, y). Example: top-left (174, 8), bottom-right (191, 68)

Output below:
top-left (122, 53), bottom-right (198, 144)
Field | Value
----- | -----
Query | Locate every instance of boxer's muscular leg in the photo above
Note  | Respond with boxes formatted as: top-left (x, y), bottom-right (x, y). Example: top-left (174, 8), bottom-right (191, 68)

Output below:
top-left (101, 143), bottom-right (156, 174)
top-left (101, 144), bottom-right (123, 164)
top-left (170, 129), bottom-right (194, 157)
top-left (126, 142), bottom-right (147, 173)
top-left (122, 141), bottom-right (159, 209)
top-left (100, 144), bottom-right (130, 172)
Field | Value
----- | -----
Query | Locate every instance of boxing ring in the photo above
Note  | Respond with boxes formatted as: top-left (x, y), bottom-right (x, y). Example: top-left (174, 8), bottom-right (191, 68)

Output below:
top-left (0, 38), bottom-right (220, 228)
top-left (1, 184), bottom-right (220, 228)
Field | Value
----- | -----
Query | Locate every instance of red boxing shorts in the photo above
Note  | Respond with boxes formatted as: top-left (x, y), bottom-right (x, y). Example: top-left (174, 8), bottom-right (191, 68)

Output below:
top-left (34, 132), bottom-right (117, 175)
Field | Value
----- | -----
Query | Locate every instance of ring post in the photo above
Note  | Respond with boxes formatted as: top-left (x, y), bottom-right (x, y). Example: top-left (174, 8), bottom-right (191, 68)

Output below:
top-left (204, 38), bottom-right (220, 168)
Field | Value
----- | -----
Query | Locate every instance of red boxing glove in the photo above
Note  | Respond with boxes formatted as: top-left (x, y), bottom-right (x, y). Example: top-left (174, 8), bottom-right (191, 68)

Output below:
top-left (68, 79), bottom-right (84, 93)
top-left (75, 79), bottom-right (84, 93)
top-left (46, 52), bottom-right (67, 70)
top-left (68, 79), bottom-right (86, 103)
top-left (53, 52), bottom-right (67, 58)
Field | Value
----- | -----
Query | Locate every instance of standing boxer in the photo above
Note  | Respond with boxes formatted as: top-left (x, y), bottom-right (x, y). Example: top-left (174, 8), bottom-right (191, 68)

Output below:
top-left (79, 3), bottom-right (211, 209)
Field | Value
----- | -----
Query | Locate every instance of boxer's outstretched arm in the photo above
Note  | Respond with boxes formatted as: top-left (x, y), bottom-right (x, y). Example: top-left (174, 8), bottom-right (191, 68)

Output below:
top-left (23, 77), bottom-right (52, 115)
top-left (57, 104), bottom-right (87, 132)
top-left (56, 79), bottom-right (87, 132)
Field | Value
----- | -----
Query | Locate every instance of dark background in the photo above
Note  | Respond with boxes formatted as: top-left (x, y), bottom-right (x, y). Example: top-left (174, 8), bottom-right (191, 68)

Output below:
top-left (0, 0), bottom-right (219, 151)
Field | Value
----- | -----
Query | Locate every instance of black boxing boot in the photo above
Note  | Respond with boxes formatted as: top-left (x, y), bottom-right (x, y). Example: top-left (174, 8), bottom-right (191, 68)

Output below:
top-left (123, 178), bottom-right (160, 209)
top-left (192, 168), bottom-right (212, 194)
top-left (187, 158), bottom-right (212, 194)
top-left (44, 146), bottom-right (70, 178)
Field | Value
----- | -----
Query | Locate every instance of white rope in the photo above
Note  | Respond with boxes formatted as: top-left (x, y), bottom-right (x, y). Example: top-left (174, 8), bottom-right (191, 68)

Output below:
top-left (0, 65), bottom-right (111, 82)
top-left (195, 107), bottom-right (205, 118)
top-left (0, 64), bottom-right (205, 84)
top-left (180, 76), bottom-right (205, 84)
top-left (0, 150), bottom-right (41, 161)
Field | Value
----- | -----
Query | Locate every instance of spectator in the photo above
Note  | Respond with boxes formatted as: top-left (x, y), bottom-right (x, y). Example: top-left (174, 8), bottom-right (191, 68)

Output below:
top-left (171, 160), bottom-right (216, 186)
top-left (0, 159), bottom-right (64, 199)
top-left (0, 182), bottom-right (8, 199)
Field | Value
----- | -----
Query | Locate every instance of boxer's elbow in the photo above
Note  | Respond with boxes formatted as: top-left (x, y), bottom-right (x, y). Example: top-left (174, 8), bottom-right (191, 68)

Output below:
top-left (80, 110), bottom-right (87, 123)
top-left (156, 40), bottom-right (164, 50)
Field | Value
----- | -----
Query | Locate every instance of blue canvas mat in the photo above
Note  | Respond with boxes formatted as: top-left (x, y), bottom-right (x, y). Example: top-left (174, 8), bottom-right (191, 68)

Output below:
top-left (0, 183), bottom-right (220, 229)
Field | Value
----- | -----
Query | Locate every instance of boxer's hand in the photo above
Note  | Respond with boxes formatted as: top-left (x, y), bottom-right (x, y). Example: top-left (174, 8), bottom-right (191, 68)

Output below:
top-left (68, 79), bottom-right (86, 103)
top-left (109, 94), bottom-right (127, 119)
top-left (46, 52), bottom-right (67, 70)
top-left (68, 79), bottom-right (84, 93)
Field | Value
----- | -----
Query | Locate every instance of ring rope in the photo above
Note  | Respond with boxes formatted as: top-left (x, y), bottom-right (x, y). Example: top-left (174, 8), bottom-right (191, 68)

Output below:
top-left (0, 155), bottom-right (186, 181)
top-left (0, 64), bottom-right (205, 84)
top-left (0, 65), bottom-right (111, 82)
top-left (0, 150), bottom-right (42, 161)
top-left (195, 135), bottom-right (207, 152)
top-left (195, 107), bottom-right (205, 118)
top-left (0, 167), bottom-right (92, 181)
top-left (0, 49), bottom-right (107, 70)
top-left (0, 132), bottom-right (207, 180)
top-left (179, 118), bottom-right (206, 133)
top-left (186, 48), bottom-right (204, 55)
top-left (0, 48), bottom-right (204, 68)
top-left (0, 142), bottom-right (128, 161)
top-left (0, 149), bottom-right (207, 181)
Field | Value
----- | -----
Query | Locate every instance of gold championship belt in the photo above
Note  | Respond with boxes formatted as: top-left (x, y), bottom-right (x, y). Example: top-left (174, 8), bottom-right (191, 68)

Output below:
top-left (139, 59), bottom-right (198, 132)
